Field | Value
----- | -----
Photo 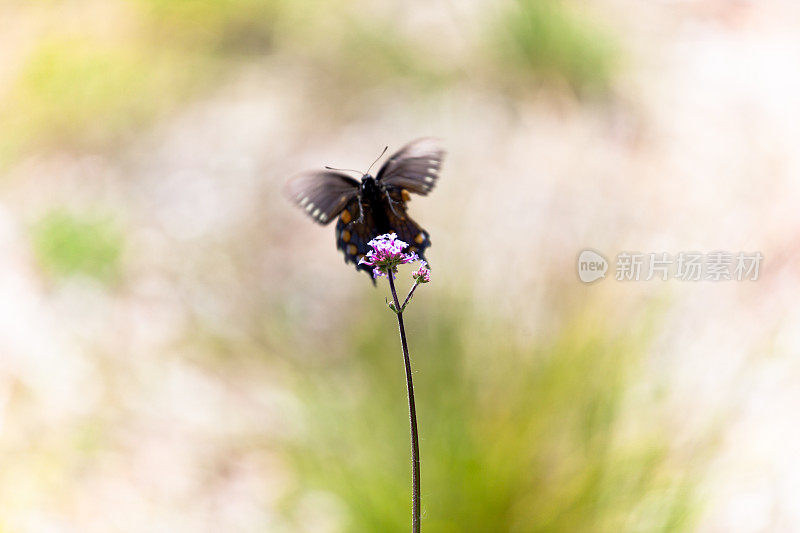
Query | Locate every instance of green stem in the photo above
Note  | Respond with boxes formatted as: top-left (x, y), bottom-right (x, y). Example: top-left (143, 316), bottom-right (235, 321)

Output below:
top-left (401, 282), bottom-right (419, 311)
top-left (387, 272), bottom-right (421, 533)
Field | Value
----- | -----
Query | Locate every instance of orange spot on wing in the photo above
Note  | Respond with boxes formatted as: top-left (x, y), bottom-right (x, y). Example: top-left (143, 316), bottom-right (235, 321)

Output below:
top-left (401, 189), bottom-right (411, 202)
top-left (341, 229), bottom-right (351, 242)
top-left (340, 209), bottom-right (351, 224)
top-left (414, 233), bottom-right (425, 244)
top-left (347, 244), bottom-right (357, 255)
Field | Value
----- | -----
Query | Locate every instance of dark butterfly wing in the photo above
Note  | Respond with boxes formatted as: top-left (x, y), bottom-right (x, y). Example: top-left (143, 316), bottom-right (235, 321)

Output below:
top-left (384, 190), bottom-right (431, 265)
top-left (376, 137), bottom-right (445, 196)
top-left (284, 171), bottom-right (359, 225)
top-left (336, 194), bottom-right (430, 282)
top-left (335, 197), bottom-right (378, 281)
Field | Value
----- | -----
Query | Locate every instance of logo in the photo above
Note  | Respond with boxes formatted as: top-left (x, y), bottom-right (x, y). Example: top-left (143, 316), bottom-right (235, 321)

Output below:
top-left (577, 249), bottom-right (608, 283)
top-left (576, 249), bottom-right (762, 283)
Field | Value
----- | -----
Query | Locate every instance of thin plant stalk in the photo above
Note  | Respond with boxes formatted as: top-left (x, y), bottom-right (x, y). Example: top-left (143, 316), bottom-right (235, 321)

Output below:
top-left (360, 233), bottom-right (428, 531)
top-left (387, 272), bottom-right (421, 533)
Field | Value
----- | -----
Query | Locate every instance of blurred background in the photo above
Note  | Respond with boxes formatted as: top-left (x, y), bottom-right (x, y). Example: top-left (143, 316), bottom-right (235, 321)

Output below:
top-left (1, 0), bottom-right (799, 531)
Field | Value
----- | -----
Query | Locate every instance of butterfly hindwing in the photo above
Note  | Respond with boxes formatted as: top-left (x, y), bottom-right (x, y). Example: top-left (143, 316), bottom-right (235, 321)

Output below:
top-left (383, 194), bottom-right (431, 265)
top-left (335, 197), bottom-right (375, 278)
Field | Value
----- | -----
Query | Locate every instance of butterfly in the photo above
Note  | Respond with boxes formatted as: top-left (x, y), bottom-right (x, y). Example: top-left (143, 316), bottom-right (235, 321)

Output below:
top-left (285, 138), bottom-right (444, 281)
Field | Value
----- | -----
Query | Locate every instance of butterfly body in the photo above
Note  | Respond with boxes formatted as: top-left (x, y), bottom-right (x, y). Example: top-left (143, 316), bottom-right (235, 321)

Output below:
top-left (285, 138), bottom-right (444, 281)
top-left (356, 175), bottom-right (390, 228)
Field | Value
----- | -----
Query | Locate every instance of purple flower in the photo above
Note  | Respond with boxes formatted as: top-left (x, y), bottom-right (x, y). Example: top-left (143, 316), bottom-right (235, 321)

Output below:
top-left (359, 233), bottom-right (419, 279)
top-left (412, 261), bottom-right (431, 284)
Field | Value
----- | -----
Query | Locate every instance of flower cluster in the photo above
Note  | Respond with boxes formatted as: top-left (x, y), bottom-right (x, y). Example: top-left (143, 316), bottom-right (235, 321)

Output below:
top-left (412, 261), bottom-right (431, 284)
top-left (359, 233), bottom-right (419, 279)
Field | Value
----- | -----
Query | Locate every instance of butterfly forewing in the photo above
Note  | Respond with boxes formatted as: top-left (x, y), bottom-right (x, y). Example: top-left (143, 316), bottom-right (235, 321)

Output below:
top-left (284, 171), bottom-right (359, 225)
top-left (376, 137), bottom-right (444, 196)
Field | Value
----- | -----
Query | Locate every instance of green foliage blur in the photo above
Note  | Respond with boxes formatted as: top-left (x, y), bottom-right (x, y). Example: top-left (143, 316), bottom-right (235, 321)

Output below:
top-left (31, 209), bottom-right (124, 282)
top-left (491, 0), bottom-right (620, 93)
top-left (0, 0), bottom-right (619, 165)
top-left (281, 298), bottom-right (697, 532)
top-left (133, 0), bottom-right (285, 52)
top-left (6, 38), bottom-right (207, 153)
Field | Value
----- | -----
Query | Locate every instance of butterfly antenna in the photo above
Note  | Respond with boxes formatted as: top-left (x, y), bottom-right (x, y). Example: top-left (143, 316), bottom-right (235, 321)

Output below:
top-left (366, 146), bottom-right (388, 175)
top-left (325, 165), bottom-right (362, 174)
